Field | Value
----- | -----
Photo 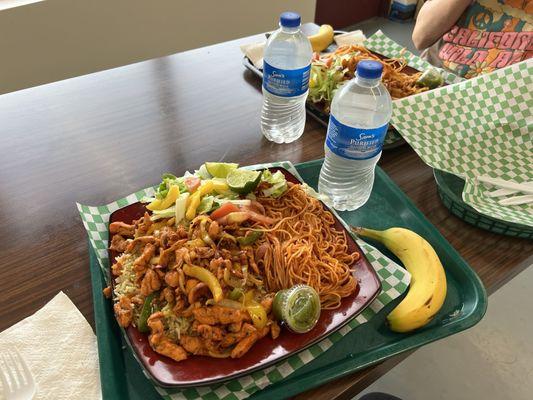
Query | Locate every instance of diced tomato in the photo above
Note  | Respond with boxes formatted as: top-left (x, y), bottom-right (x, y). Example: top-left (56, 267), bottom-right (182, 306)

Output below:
top-left (210, 202), bottom-right (240, 220)
top-left (184, 177), bottom-right (201, 193)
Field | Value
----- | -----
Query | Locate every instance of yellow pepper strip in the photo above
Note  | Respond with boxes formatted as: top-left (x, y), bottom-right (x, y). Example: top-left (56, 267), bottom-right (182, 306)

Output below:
top-left (246, 300), bottom-right (268, 330)
top-left (146, 198), bottom-right (162, 211)
top-left (243, 290), bottom-right (254, 304)
top-left (243, 290), bottom-right (268, 330)
top-left (159, 185), bottom-right (180, 209)
top-left (199, 180), bottom-right (215, 196)
top-left (186, 191), bottom-right (201, 220)
top-left (212, 180), bottom-right (229, 194)
top-left (147, 185), bottom-right (180, 211)
top-left (185, 181), bottom-right (215, 220)
top-left (183, 264), bottom-right (223, 303)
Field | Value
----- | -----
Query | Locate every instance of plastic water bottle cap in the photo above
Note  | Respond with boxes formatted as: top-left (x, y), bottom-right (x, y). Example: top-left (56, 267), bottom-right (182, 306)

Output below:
top-left (280, 12), bottom-right (301, 28)
top-left (356, 60), bottom-right (383, 79)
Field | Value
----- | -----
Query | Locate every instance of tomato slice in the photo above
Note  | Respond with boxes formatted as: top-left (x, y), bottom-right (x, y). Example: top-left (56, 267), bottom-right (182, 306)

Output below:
top-left (184, 176), bottom-right (201, 193)
top-left (210, 202), bottom-right (240, 220)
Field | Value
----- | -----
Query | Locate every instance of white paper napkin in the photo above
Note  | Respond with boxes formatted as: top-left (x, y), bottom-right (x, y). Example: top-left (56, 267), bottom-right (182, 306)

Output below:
top-left (240, 42), bottom-right (265, 69)
top-left (333, 30), bottom-right (366, 47)
top-left (0, 292), bottom-right (101, 400)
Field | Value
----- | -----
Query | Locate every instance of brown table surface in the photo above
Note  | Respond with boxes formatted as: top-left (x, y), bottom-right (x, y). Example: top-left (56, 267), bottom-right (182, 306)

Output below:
top-left (1, 33), bottom-right (531, 399)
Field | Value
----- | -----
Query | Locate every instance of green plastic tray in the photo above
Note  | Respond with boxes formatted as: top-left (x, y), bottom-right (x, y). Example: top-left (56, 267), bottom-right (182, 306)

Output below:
top-left (434, 169), bottom-right (533, 239)
top-left (89, 159), bottom-right (487, 400)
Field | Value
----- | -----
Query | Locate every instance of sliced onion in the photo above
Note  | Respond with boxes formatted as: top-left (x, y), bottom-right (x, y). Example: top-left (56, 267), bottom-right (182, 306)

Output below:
top-left (216, 299), bottom-right (244, 310)
top-left (199, 218), bottom-right (215, 246)
top-left (223, 267), bottom-right (243, 288)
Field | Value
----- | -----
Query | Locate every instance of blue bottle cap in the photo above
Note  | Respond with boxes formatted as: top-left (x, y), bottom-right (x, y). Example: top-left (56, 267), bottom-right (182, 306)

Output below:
top-left (356, 60), bottom-right (383, 79)
top-left (280, 12), bottom-right (301, 28)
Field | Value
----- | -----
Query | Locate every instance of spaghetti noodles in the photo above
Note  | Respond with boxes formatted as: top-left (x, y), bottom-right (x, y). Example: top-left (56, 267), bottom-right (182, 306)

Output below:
top-left (255, 183), bottom-right (359, 309)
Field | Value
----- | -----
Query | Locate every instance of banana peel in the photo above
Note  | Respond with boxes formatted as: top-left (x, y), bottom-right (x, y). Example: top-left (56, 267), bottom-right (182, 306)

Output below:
top-left (308, 24), bottom-right (334, 53)
top-left (352, 226), bottom-right (447, 333)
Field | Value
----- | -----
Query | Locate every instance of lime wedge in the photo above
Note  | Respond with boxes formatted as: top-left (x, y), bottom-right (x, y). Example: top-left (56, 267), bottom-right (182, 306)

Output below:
top-left (205, 162), bottom-right (239, 178)
top-left (226, 169), bottom-right (262, 195)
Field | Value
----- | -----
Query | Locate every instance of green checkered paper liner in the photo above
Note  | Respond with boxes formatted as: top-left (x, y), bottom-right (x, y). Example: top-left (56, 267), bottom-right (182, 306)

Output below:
top-left (363, 30), bottom-right (463, 148)
top-left (77, 161), bottom-right (411, 400)
top-left (364, 30), bottom-right (464, 85)
top-left (391, 59), bottom-right (532, 227)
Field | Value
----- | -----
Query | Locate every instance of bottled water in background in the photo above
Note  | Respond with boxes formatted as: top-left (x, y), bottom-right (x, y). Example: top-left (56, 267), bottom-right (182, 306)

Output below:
top-left (261, 12), bottom-right (313, 143)
top-left (318, 60), bottom-right (393, 211)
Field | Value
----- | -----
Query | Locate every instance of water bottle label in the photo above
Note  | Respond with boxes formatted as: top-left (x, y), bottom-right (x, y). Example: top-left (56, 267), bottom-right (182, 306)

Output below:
top-left (263, 61), bottom-right (310, 97)
top-left (326, 115), bottom-right (389, 160)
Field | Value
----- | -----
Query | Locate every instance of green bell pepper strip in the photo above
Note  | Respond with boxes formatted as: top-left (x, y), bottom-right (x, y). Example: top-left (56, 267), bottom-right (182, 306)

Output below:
top-left (237, 230), bottom-right (263, 246)
top-left (137, 292), bottom-right (157, 333)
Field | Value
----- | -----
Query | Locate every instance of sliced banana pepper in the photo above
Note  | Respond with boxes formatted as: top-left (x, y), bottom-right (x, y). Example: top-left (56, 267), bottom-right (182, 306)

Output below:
top-left (185, 181), bottom-right (215, 220)
top-left (211, 180), bottom-right (229, 193)
top-left (243, 290), bottom-right (268, 330)
top-left (183, 264), bottom-right (223, 303)
top-left (147, 185), bottom-right (180, 211)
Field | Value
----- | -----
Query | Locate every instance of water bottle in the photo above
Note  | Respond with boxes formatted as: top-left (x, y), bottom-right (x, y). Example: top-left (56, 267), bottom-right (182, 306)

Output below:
top-left (261, 12), bottom-right (313, 143)
top-left (318, 60), bottom-right (393, 211)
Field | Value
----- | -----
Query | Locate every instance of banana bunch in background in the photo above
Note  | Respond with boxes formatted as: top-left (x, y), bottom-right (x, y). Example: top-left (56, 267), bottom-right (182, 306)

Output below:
top-left (353, 227), bottom-right (447, 333)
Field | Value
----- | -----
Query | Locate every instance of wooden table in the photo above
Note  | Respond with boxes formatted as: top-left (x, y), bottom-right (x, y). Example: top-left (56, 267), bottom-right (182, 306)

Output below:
top-left (1, 33), bottom-right (531, 400)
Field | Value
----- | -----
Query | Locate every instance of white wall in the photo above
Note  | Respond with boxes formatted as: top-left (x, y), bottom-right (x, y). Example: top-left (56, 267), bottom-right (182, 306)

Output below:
top-left (0, 0), bottom-right (316, 94)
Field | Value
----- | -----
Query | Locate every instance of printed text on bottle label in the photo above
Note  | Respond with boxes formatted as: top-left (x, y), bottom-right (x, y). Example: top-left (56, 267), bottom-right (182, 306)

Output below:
top-left (263, 62), bottom-right (311, 97)
top-left (326, 115), bottom-right (389, 160)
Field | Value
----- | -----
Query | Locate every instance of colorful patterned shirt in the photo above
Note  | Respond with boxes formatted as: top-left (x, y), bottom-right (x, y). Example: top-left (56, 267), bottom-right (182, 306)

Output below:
top-left (421, 0), bottom-right (532, 78)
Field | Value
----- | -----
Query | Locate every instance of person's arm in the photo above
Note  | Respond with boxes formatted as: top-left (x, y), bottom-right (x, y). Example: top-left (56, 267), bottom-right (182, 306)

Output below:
top-left (412, 0), bottom-right (472, 50)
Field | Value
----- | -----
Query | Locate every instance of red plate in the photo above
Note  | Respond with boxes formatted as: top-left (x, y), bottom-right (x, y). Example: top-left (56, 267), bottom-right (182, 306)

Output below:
top-left (108, 167), bottom-right (381, 388)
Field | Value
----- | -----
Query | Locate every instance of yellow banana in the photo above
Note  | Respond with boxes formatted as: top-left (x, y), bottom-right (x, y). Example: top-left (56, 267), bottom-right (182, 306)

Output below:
top-left (353, 227), bottom-right (447, 333)
top-left (308, 24), bottom-right (334, 53)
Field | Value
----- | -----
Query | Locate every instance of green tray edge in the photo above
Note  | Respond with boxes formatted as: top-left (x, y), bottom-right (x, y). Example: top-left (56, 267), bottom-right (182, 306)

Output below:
top-left (433, 169), bottom-right (533, 238)
top-left (89, 159), bottom-right (488, 400)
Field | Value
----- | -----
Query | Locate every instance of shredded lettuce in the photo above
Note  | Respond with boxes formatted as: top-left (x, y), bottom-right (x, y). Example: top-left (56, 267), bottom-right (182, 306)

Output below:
top-left (261, 170), bottom-right (287, 198)
top-left (301, 183), bottom-right (331, 204)
top-left (150, 206), bottom-right (175, 221)
top-left (155, 173), bottom-right (187, 199)
top-left (309, 65), bottom-right (345, 107)
top-left (215, 191), bottom-right (239, 200)
top-left (195, 164), bottom-right (212, 180)
top-left (262, 182), bottom-right (286, 197)
top-left (151, 193), bottom-right (190, 222)
top-left (308, 55), bottom-right (353, 111)
top-left (197, 195), bottom-right (216, 214)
